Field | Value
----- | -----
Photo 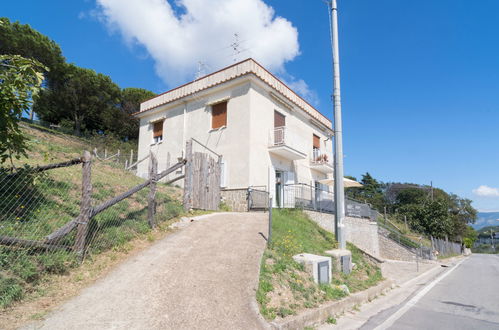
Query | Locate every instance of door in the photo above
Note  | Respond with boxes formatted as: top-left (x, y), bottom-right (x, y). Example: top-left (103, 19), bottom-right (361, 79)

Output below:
top-left (274, 111), bottom-right (286, 145)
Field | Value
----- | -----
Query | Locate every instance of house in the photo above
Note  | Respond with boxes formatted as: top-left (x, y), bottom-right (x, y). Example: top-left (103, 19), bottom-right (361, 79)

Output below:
top-left (134, 58), bottom-right (334, 211)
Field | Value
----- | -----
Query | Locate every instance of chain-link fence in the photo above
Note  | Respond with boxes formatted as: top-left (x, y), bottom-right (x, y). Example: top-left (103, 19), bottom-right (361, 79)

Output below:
top-left (0, 152), bottom-right (184, 308)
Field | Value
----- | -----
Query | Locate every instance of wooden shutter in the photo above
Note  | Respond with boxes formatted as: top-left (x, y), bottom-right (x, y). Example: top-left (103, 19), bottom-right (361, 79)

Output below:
top-left (274, 111), bottom-right (285, 128)
top-left (313, 134), bottom-right (320, 149)
top-left (212, 101), bottom-right (227, 129)
top-left (153, 121), bottom-right (163, 137)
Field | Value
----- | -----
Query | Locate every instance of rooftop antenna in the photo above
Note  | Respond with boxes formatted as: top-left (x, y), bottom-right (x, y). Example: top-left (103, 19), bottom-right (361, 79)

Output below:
top-left (195, 61), bottom-right (207, 79)
top-left (230, 33), bottom-right (241, 62)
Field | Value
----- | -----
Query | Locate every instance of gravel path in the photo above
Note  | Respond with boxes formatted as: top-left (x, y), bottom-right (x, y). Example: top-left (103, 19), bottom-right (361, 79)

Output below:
top-left (25, 212), bottom-right (269, 330)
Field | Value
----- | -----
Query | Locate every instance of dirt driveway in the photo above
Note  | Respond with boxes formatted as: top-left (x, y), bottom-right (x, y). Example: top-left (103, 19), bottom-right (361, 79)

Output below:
top-left (25, 212), bottom-right (269, 330)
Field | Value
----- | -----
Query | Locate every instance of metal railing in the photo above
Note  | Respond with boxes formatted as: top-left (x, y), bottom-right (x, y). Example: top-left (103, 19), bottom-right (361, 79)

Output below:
top-left (268, 127), bottom-right (307, 153)
top-left (280, 183), bottom-right (374, 219)
top-left (311, 148), bottom-right (333, 166)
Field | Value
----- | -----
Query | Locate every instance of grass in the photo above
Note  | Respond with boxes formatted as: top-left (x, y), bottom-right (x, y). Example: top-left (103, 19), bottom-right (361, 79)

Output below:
top-left (0, 125), bottom-right (184, 310)
top-left (257, 208), bottom-right (383, 320)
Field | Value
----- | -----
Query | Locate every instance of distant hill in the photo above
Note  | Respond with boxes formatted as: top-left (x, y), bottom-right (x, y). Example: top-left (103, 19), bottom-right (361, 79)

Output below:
top-left (477, 225), bottom-right (499, 237)
top-left (472, 212), bottom-right (499, 230)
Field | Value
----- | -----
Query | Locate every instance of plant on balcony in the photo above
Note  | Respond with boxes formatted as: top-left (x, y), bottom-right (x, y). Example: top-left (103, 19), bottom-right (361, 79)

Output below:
top-left (315, 153), bottom-right (329, 163)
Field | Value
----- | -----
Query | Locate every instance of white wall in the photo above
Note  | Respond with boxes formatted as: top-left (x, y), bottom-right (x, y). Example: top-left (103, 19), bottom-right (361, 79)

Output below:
top-left (248, 79), bottom-right (333, 198)
top-left (136, 75), bottom-right (333, 193)
top-left (137, 78), bottom-right (252, 187)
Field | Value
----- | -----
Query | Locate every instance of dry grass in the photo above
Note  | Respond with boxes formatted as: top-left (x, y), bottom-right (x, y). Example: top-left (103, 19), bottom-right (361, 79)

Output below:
top-left (0, 124), bottom-right (187, 328)
top-left (0, 218), bottom-right (180, 330)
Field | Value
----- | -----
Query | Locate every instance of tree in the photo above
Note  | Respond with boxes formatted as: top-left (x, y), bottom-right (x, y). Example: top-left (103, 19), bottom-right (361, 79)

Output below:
top-left (0, 17), bottom-right (65, 119)
top-left (399, 200), bottom-right (453, 239)
top-left (116, 88), bottom-right (155, 140)
top-left (35, 63), bottom-right (121, 136)
top-left (0, 55), bottom-right (46, 165)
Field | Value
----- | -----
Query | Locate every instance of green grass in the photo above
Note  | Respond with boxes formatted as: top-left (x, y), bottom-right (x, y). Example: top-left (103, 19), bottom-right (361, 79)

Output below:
top-left (0, 125), bottom-right (184, 309)
top-left (326, 316), bottom-right (337, 324)
top-left (257, 209), bottom-right (383, 320)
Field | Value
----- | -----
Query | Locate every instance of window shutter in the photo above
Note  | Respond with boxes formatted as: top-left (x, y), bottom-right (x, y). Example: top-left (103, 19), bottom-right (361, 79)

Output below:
top-left (313, 134), bottom-right (320, 149)
top-left (212, 101), bottom-right (227, 129)
top-left (153, 121), bottom-right (163, 137)
top-left (274, 111), bottom-right (285, 128)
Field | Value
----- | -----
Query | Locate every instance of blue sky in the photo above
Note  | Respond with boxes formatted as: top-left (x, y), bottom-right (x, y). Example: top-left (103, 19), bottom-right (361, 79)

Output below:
top-left (3, 0), bottom-right (499, 211)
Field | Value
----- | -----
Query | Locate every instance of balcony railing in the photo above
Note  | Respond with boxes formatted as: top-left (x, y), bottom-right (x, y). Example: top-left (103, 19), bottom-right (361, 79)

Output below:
top-left (268, 127), bottom-right (307, 159)
top-left (311, 149), bottom-right (333, 165)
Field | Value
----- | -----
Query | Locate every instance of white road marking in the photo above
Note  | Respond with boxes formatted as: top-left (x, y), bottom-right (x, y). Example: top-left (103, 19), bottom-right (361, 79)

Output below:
top-left (373, 257), bottom-right (468, 330)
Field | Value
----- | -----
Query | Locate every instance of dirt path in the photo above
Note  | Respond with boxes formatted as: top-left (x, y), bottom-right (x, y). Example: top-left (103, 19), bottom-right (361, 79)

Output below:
top-left (24, 212), bottom-right (269, 330)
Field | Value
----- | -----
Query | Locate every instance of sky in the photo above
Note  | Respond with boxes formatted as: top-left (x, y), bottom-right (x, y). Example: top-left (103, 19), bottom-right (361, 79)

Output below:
top-left (3, 0), bottom-right (499, 212)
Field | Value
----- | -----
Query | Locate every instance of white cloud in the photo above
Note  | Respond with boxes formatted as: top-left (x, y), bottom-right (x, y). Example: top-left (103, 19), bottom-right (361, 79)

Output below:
top-left (473, 185), bottom-right (499, 197)
top-left (94, 0), bottom-right (301, 87)
top-left (280, 75), bottom-right (320, 107)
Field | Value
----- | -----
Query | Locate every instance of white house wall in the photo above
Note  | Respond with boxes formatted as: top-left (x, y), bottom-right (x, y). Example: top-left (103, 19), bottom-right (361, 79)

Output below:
top-left (137, 79), bottom-right (252, 188)
top-left (248, 80), bottom-right (333, 196)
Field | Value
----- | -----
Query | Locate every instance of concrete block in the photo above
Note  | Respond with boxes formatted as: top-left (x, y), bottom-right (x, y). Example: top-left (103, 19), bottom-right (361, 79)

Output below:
top-left (292, 253), bottom-right (332, 284)
top-left (325, 249), bottom-right (352, 274)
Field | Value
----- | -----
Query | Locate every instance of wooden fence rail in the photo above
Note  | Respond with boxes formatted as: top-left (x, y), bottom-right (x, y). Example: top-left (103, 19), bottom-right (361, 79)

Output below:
top-left (0, 150), bottom-right (187, 260)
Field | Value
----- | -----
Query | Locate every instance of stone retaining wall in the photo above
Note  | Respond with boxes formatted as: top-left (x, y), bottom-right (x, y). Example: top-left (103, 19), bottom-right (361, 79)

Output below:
top-left (378, 228), bottom-right (416, 261)
top-left (221, 188), bottom-right (248, 212)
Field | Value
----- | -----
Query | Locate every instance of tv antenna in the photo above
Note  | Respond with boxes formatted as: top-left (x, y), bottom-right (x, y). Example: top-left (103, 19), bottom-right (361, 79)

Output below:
top-left (195, 61), bottom-right (207, 79)
top-left (230, 33), bottom-right (241, 62)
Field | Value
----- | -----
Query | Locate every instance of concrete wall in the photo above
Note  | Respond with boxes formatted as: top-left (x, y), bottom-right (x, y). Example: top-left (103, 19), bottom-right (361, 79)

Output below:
top-left (303, 210), bottom-right (380, 258)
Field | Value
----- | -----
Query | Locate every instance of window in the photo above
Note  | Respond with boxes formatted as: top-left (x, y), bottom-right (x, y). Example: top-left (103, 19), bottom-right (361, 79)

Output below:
top-left (212, 101), bottom-right (227, 129)
top-left (313, 134), bottom-right (320, 149)
top-left (152, 120), bottom-right (163, 143)
top-left (274, 110), bottom-right (285, 128)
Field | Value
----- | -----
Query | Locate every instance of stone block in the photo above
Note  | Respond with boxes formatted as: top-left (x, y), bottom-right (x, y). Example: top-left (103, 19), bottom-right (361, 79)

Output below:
top-left (325, 249), bottom-right (352, 274)
top-left (292, 253), bottom-right (332, 284)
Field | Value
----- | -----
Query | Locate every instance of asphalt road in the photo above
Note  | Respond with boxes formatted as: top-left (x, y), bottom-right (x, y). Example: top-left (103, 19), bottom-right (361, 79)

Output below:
top-left (370, 254), bottom-right (499, 330)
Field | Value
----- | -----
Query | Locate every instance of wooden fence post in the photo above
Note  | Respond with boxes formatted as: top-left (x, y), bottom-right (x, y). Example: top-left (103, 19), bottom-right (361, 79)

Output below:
top-left (148, 152), bottom-right (158, 229)
top-left (183, 140), bottom-right (193, 211)
top-left (74, 151), bottom-right (93, 261)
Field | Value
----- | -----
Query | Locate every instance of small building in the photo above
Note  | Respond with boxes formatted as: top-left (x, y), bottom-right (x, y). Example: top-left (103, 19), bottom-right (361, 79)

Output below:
top-left (134, 58), bottom-right (334, 211)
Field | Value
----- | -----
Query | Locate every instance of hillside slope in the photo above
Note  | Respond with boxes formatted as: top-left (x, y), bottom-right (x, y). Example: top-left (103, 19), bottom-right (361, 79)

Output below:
top-left (1, 125), bottom-right (183, 309)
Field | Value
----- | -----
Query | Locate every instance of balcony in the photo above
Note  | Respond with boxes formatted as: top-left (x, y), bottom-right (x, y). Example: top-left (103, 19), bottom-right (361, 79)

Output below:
top-left (310, 149), bottom-right (334, 173)
top-left (268, 127), bottom-right (307, 160)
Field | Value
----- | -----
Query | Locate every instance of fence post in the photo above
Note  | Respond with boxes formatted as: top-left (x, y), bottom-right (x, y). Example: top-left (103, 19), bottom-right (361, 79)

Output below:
top-left (404, 215), bottom-right (408, 230)
top-left (183, 140), bottom-right (193, 211)
top-left (104, 149), bottom-right (107, 159)
top-left (130, 149), bottom-right (134, 167)
top-left (148, 152), bottom-right (158, 229)
top-left (74, 151), bottom-right (93, 261)
top-left (268, 197), bottom-right (273, 246)
top-left (384, 206), bottom-right (387, 225)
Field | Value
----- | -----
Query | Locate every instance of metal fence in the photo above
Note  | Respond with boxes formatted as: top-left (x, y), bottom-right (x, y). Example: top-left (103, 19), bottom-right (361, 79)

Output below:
top-left (280, 183), bottom-right (374, 219)
top-left (431, 236), bottom-right (462, 257)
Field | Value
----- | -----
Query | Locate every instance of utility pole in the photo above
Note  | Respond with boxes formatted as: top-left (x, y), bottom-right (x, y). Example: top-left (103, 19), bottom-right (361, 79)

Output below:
top-left (326, 0), bottom-right (346, 250)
